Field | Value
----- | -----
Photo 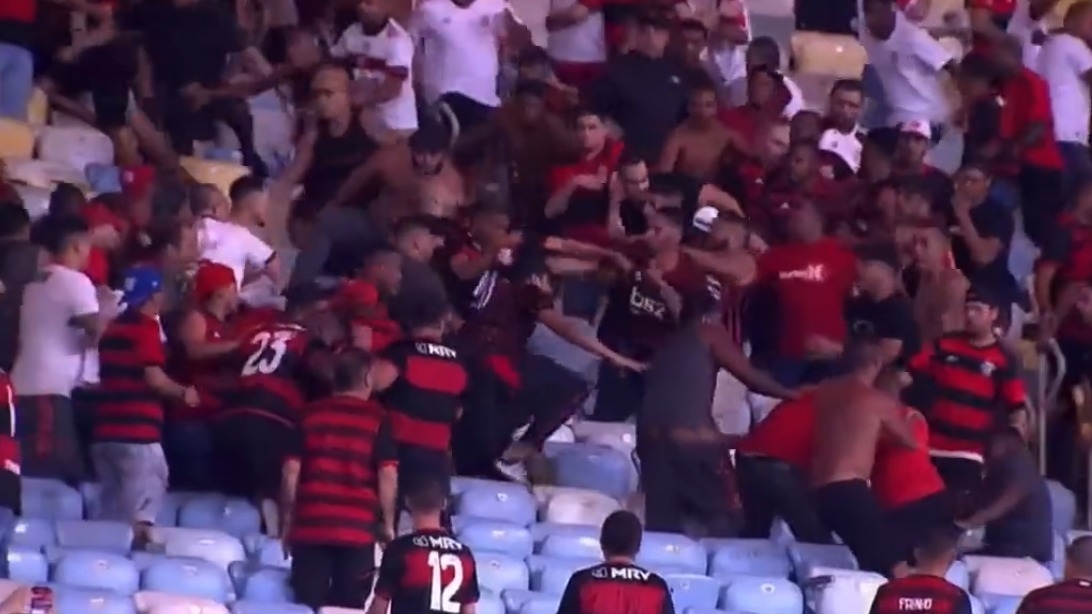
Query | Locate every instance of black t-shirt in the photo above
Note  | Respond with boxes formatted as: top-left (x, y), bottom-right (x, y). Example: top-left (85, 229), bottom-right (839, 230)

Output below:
top-left (124, 0), bottom-right (244, 88)
top-left (0, 240), bottom-right (40, 372)
top-left (980, 447), bottom-right (1053, 563)
top-left (845, 293), bottom-right (921, 366)
top-left (951, 199), bottom-right (1019, 304)
top-left (963, 98), bottom-right (1002, 166)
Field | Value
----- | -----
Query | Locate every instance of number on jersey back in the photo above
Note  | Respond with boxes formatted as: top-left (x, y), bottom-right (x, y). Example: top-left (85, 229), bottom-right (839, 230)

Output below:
top-left (372, 530), bottom-right (480, 614)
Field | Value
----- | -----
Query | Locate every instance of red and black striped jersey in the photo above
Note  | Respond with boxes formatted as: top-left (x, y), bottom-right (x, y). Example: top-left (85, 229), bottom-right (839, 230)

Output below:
top-left (226, 322), bottom-right (321, 427)
top-left (373, 528), bottom-right (480, 614)
top-left (1016, 579), bottom-right (1092, 614)
top-left (868, 574), bottom-right (973, 614)
top-left (0, 370), bottom-right (20, 513)
top-left (94, 311), bottom-right (167, 444)
top-left (908, 332), bottom-right (1026, 461)
top-left (287, 394), bottom-right (396, 547)
top-left (557, 561), bottom-right (675, 614)
top-left (379, 338), bottom-right (469, 453)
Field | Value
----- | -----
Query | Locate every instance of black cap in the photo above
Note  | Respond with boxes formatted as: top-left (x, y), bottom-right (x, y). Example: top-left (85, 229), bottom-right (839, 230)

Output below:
top-left (966, 283), bottom-right (1003, 309)
top-left (853, 242), bottom-right (900, 271)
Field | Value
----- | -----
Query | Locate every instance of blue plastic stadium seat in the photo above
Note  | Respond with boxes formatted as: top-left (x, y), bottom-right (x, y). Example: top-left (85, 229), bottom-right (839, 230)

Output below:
top-left (500, 588), bottom-right (545, 612)
top-left (1049, 533), bottom-right (1066, 580)
top-left (970, 595), bottom-right (985, 614)
top-left (457, 486), bottom-right (537, 527)
top-left (1047, 480), bottom-right (1076, 532)
top-left (718, 575), bottom-right (803, 614)
top-left (706, 539), bottom-right (792, 578)
top-left (769, 519), bottom-right (796, 545)
top-left (665, 574), bottom-right (721, 610)
top-left (178, 496), bottom-right (262, 538)
top-left (235, 565), bottom-right (292, 602)
top-left (683, 609), bottom-right (733, 614)
top-left (8, 547), bottom-right (48, 583)
top-left (479, 590), bottom-right (505, 614)
top-left (946, 560), bottom-right (970, 590)
top-left (530, 523), bottom-right (598, 547)
top-left (158, 527), bottom-right (247, 571)
top-left (787, 543), bottom-right (858, 577)
top-left (527, 555), bottom-right (598, 595)
top-left (79, 483), bottom-right (103, 519)
top-left (452, 477), bottom-right (512, 495)
top-left (55, 520), bottom-right (133, 553)
top-left (242, 535), bottom-right (291, 569)
top-left (517, 593), bottom-right (562, 614)
top-left (141, 556), bottom-right (233, 602)
top-left (52, 550), bottom-right (139, 594)
top-left (50, 584), bottom-right (137, 614)
top-left (457, 520), bottom-right (534, 558)
top-left (538, 531), bottom-right (603, 560)
top-left (158, 492), bottom-right (205, 526)
top-left (130, 552), bottom-right (209, 571)
top-left (636, 532), bottom-right (706, 575)
top-left (550, 443), bottom-right (634, 499)
top-left (979, 593), bottom-right (1022, 614)
top-left (475, 551), bottom-right (530, 593)
top-left (12, 518), bottom-right (55, 550)
top-left (231, 601), bottom-right (312, 614)
top-left (22, 478), bottom-right (82, 521)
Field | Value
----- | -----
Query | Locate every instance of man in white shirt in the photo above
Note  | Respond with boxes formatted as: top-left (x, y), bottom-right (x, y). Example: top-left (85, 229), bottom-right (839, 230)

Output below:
top-left (411, 0), bottom-right (529, 131)
top-left (198, 175), bottom-right (280, 306)
top-left (546, 0), bottom-right (607, 88)
top-left (1038, 2), bottom-right (1092, 186)
top-left (861, 0), bottom-right (955, 136)
top-left (330, 0), bottom-right (418, 135)
top-left (12, 216), bottom-right (103, 481)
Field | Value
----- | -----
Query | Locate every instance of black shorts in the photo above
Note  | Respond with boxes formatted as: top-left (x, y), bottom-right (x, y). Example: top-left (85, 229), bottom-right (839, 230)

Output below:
top-left (931, 456), bottom-right (984, 512)
top-left (886, 490), bottom-right (956, 563)
top-left (814, 479), bottom-right (901, 576)
top-left (214, 412), bottom-right (297, 500)
top-left (16, 394), bottom-right (86, 483)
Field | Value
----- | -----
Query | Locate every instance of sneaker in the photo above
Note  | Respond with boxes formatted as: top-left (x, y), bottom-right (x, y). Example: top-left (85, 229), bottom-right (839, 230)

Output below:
top-left (495, 459), bottom-right (529, 484)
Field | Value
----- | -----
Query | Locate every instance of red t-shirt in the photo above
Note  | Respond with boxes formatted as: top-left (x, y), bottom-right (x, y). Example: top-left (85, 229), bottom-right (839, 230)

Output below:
top-left (546, 140), bottom-right (624, 234)
top-left (758, 238), bottom-right (856, 358)
top-left (871, 407), bottom-right (947, 509)
top-left (999, 68), bottom-right (1065, 171)
top-left (737, 392), bottom-right (816, 470)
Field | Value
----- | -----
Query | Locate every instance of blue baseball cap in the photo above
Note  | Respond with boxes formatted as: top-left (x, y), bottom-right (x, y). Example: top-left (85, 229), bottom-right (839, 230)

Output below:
top-left (121, 266), bottom-right (164, 308)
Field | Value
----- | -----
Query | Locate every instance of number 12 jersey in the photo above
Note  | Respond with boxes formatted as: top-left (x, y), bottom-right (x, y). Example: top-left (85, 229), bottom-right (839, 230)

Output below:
top-left (373, 529), bottom-right (480, 614)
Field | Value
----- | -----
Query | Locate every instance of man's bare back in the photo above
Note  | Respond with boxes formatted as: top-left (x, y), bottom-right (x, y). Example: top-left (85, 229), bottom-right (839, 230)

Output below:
top-left (913, 268), bottom-right (968, 345)
top-left (811, 377), bottom-right (891, 487)
top-left (659, 124), bottom-right (736, 181)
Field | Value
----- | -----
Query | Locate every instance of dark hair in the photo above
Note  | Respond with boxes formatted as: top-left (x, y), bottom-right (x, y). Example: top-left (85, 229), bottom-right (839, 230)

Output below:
top-left (189, 183), bottom-right (220, 217)
top-left (0, 203), bottom-right (31, 239)
top-left (392, 289), bottom-right (450, 332)
top-left (912, 525), bottom-right (962, 564)
top-left (678, 18), bottom-right (708, 35)
top-left (314, 61), bottom-right (353, 81)
top-left (618, 152), bottom-right (647, 170)
top-left (36, 214), bottom-right (89, 255)
top-left (403, 474), bottom-right (449, 513)
top-left (687, 75), bottom-right (719, 96)
top-left (229, 175), bottom-right (266, 205)
top-left (599, 510), bottom-right (644, 558)
top-left (862, 0), bottom-right (896, 10)
top-left (331, 347), bottom-right (373, 392)
top-left (145, 220), bottom-right (191, 259)
top-left (514, 79), bottom-right (549, 99)
top-left (571, 106), bottom-right (606, 124)
top-left (650, 205), bottom-right (687, 229)
top-left (841, 334), bottom-right (885, 372)
top-left (789, 138), bottom-right (821, 156)
top-left (831, 79), bottom-right (864, 96)
top-left (149, 178), bottom-right (191, 223)
top-left (896, 177), bottom-right (936, 204)
top-left (959, 52), bottom-right (997, 82)
top-left (48, 183), bottom-right (87, 217)
top-left (361, 243), bottom-right (400, 270)
top-left (746, 36), bottom-right (781, 67)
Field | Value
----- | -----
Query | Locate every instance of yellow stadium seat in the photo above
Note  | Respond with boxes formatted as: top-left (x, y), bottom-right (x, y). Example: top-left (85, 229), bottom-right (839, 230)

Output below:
top-left (1051, 0), bottom-right (1082, 26)
top-left (179, 157), bottom-right (249, 197)
top-left (26, 88), bottom-right (49, 127)
top-left (0, 118), bottom-right (35, 160)
top-left (791, 32), bottom-right (867, 79)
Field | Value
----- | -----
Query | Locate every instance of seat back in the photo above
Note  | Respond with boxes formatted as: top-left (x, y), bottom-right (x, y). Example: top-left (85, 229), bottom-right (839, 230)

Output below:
top-left (527, 555), bottom-right (597, 595)
top-left (53, 550), bottom-right (140, 594)
top-left (706, 538), bottom-right (792, 578)
top-left (56, 520), bottom-right (133, 553)
top-left (0, 118), bottom-right (35, 159)
top-left (473, 551), bottom-right (530, 593)
top-left (178, 496), bottom-right (262, 538)
top-left (154, 527), bottom-right (246, 572)
top-left (178, 158), bottom-right (249, 197)
top-left (37, 125), bottom-right (115, 172)
top-left (141, 557), bottom-right (233, 602)
top-left (719, 575), bottom-right (804, 614)
top-left (22, 478), bottom-right (83, 521)
top-left (663, 573), bottom-right (720, 610)
top-left (456, 519), bottom-right (533, 557)
top-left (541, 489), bottom-right (621, 527)
top-left (52, 585), bottom-right (137, 614)
top-left (636, 532), bottom-right (706, 575)
top-left (965, 556), bottom-right (1053, 597)
top-left (791, 32), bottom-right (867, 79)
top-left (806, 568), bottom-right (887, 614)
top-left (457, 486), bottom-right (537, 527)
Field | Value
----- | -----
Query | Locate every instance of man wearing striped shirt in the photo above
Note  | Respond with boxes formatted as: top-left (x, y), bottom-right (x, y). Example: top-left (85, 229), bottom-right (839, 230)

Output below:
top-left (1017, 536), bottom-right (1092, 614)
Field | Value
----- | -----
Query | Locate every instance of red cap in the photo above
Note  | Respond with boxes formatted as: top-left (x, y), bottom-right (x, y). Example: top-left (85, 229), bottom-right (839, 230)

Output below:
top-left (83, 201), bottom-right (128, 233)
top-left (193, 261), bottom-right (237, 302)
top-left (120, 165), bottom-right (156, 202)
top-left (333, 280), bottom-right (379, 312)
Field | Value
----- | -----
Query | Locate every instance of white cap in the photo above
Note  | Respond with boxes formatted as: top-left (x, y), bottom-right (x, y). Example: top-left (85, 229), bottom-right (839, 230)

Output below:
top-left (692, 206), bottom-right (720, 232)
top-left (818, 128), bottom-right (863, 173)
top-left (900, 119), bottom-right (932, 140)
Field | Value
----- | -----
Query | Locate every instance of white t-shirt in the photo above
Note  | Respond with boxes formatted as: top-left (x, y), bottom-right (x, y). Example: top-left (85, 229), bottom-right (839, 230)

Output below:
top-left (197, 217), bottom-right (275, 293)
top-left (861, 12), bottom-right (953, 125)
top-left (411, 0), bottom-right (513, 106)
top-left (331, 20), bottom-right (419, 131)
top-left (1038, 32), bottom-right (1092, 145)
top-left (11, 265), bottom-right (100, 397)
top-left (546, 0), bottom-right (606, 64)
top-left (1007, 0), bottom-right (1047, 69)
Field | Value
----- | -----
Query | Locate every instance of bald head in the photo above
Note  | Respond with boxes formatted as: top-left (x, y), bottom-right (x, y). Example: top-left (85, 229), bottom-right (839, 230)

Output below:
top-left (1067, 536), bottom-right (1092, 577)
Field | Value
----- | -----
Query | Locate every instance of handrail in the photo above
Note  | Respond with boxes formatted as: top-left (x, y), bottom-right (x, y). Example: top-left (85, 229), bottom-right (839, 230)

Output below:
top-left (1037, 340), bottom-right (1067, 474)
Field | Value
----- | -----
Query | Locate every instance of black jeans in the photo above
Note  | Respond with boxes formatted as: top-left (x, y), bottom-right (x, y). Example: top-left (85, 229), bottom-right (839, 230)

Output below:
top-left (290, 543), bottom-right (375, 610)
top-left (1018, 164), bottom-right (1064, 247)
top-left (638, 432), bottom-right (738, 537)
top-left (157, 87), bottom-right (266, 175)
top-left (439, 92), bottom-right (495, 134)
top-left (931, 456), bottom-right (984, 516)
top-left (736, 455), bottom-right (832, 543)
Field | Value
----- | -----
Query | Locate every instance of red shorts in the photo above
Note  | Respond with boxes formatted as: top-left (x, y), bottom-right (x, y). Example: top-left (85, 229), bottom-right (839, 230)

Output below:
top-left (552, 61), bottom-right (607, 89)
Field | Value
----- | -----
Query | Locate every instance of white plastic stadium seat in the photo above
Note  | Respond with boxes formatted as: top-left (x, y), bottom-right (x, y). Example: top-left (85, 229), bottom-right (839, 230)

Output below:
top-left (517, 595), bottom-right (562, 614)
top-left (21, 478), bottom-right (83, 520)
top-left (0, 117), bottom-right (35, 159)
top-left (234, 565), bottom-right (292, 602)
top-left (1048, 480), bottom-right (1077, 532)
top-left (719, 575), bottom-right (803, 614)
top-left (37, 125), bottom-right (115, 172)
top-left (706, 538), bottom-right (792, 579)
top-left (946, 560), bottom-right (970, 590)
top-left (451, 476), bottom-right (512, 496)
top-left (474, 551), bottom-right (530, 593)
top-left (159, 492), bottom-right (207, 527)
top-left (317, 608), bottom-right (365, 614)
top-left (526, 555), bottom-right (597, 595)
top-left (154, 528), bottom-right (247, 572)
top-left (1049, 533), bottom-right (1066, 580)
top-left (788, 543), bottom-right (858, 577)
top-left (636, 532), bottom-right (706, 575)
top-left (970, 595), bottom-right (986, 614)
top-left (478, 592), bottom-right (505, 614)
top-left (53, 550), bottom-right (140, 594)
top-left (12, 184), bottom-right (50, 220)
top-left (135, 591), bottom-right (230, 614)
top-left (805, 567), bottom-right (886, 614)
top-left (179, 157), bottom-right (248, 197)
top-left (541, 489), bottom-right (621, 527)
top-left (3, 158), bottom-right (87, 191)
top-left (178, 496), bottom-right (262, 538)
top-left (141, 557), bottom-right (233, 602)
top-left (457, 486), bottom-right (537, 527)
top-left (571, 421), bottom-right (636, 453)
top-left (500, 589), bottom-right (546, 612)
top-left (790, 32), bottom-right (867, 79)
top-left (545, 424), bottom-right (575, 443)
top-left (456, 519), bottom-right (534, 557)
top-left (978, 593), bottom-right (1021, 614)
top-left (964, 555), bottom-right (1053, 597)
top-left (550, 443), bottom-right (635, 499)
top-left (231, 602), bottom-right (310, 614)
top-left (4, 547), bottom-right (44, 583)
top-left (242, 535), bottom-right (291, 569)
top-left (51, 584), bottom-right (137, 614)
top-left (663, 574), bottom-right (720, 610)
top-left (538, 531), bottom-right (604, 560)
top-left (55, 520), bottom-right (133, 553)
top-left (12, 517), bottom-right (55, 550)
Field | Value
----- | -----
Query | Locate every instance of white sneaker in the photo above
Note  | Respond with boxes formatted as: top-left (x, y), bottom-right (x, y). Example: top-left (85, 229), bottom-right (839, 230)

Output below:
top-left (495, 459), bottom-right (529, 484)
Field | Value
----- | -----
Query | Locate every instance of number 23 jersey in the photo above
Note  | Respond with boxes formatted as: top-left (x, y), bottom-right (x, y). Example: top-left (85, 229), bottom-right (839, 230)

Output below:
top-left (374, 529), bottom-right (480, 614)
top-left (232, 322), bottom-right (323, 425)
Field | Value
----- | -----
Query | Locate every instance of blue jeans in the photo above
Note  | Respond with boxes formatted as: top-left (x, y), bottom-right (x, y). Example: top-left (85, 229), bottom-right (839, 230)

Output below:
top-left (0, 43), bottom-right (33, 121)
top-left (0, 506), bottom-right (15, 578)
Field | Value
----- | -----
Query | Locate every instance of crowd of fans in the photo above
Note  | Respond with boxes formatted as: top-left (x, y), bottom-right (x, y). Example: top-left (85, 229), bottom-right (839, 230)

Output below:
top-left (2, 0), bottom-right (1092, 611)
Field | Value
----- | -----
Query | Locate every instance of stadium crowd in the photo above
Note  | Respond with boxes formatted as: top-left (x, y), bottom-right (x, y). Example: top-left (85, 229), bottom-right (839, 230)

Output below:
top-left (2, 0), bottom-right (1092, 612)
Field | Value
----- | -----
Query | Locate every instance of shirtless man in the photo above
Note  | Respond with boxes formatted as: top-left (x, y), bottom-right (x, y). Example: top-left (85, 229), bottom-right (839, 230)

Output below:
top-left (909, 223), bottom-right (968, 345)
top-left (658, 81), bottom-right (743, 181)
top-left (811, 337), bottom-right (918, 577)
